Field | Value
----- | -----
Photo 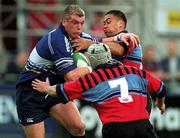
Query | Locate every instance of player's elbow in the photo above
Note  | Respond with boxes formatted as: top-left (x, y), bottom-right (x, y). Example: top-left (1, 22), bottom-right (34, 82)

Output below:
top-left (64, 70), bottom-right (79, 81)
top-left (106, 42), bottom-right (125, 56)
top-left (113, 49), bottom-right (124, 56)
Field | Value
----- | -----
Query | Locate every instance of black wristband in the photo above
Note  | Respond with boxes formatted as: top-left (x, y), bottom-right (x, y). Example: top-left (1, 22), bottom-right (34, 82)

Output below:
top-left (119, 40), bottom-right (129, 53)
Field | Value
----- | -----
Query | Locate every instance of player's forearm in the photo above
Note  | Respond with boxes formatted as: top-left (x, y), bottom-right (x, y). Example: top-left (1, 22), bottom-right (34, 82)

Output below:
top-left (104, 42), bottom-right (125, 56)
top-left (156, 97), bottom-right (166, 114)
top-left (102, 33), bottom-right (125, 42)
top-left (156, 97), bottom-right (165, 106)
top-left (102, 37), bottom-right (114, 42)
top-left (64, 67), bottom-right (91, 81)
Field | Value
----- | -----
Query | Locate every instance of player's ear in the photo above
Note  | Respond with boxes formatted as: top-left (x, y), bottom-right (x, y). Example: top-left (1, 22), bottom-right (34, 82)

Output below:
top-left (118, 20), bottom-right (124, 29)
top-left (62, 19), bottom-right (66, 26)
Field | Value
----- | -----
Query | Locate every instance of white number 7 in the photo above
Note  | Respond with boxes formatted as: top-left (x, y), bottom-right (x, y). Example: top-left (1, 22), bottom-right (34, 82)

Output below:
top-left (108, 77), bottom-right (133, 103)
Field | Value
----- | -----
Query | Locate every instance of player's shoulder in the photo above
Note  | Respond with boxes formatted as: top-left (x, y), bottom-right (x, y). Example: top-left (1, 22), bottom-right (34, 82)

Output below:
top-left (81, 32), bottom-right (97, 41)
top-left (81, 32), bottom-right (92, 37)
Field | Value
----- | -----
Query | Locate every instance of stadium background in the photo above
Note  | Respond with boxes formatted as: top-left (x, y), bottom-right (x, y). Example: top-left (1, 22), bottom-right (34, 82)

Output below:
top-left (0, 0), bottom-right (180, 138)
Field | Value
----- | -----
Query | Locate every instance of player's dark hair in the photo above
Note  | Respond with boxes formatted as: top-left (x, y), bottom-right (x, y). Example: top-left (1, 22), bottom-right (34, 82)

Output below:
top-left (105, 10), bottom-right (127, 27)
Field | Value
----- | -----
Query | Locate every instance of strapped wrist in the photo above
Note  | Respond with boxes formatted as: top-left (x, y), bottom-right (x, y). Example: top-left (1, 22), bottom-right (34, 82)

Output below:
top-left (113, 33), bottom-right (125, 41)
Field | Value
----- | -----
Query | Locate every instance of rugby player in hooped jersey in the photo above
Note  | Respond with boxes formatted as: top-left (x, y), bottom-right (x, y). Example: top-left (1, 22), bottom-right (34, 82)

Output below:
top-left (72, 10), bottom-right (142, 69)
top-left (72, 10), bottom-right (154, 116)
top-left (32, 43), bottom-right (166, 138)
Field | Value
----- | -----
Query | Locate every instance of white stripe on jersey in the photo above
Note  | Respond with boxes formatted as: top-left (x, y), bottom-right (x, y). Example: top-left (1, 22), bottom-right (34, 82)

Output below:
top-left (64, 37), bottom-right (71, 52)
top-left (57, 62), bottom-right (74, 71)
top-left (29, 48), bottom-right (53, 66)
top-left (48, 30), bottom-right (55, 55)
top-left (55, 58), bottom-right (74, 71)
top-left (55, 58), bottom-right (73, 66)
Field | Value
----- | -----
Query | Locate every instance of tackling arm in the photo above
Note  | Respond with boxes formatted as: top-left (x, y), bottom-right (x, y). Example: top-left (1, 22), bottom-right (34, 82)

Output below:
top-left (32, 77), bottom-right (84, 103)
top-left (147, 72), bottom-right (166, 114)
top-left (71, 33), bottom-right (139, 56)
top-left (155, 97), bottom-right (166, 114)
top-left (32, 78), bottom-right (57, 97)
top-left (64, 67), bottom-right (91, 81)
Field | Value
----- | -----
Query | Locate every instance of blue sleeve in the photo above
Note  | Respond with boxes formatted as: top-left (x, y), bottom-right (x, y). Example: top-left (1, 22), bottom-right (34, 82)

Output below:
top-left (81, 32), bottom-right (99, 43)
top-left (46, 28), bottom-right (77, 75)
top-left (51, 33), bottom-right (76, 74)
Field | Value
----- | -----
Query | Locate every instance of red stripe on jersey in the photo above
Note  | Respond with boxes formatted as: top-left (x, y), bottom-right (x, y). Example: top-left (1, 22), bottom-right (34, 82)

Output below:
top-left (126, 66), bottom-right (133, 74)
top-left (98, 69), bottom-right (108, 80)
top-left (139, 69), bottom-right (145, 78)
top-left (132, 66), bottom-right (139, 75)
top-left (91, 71), bottom-right (103, 84)
top-left (122, 61), bottom-right (141, 69)
top-left (87, 74), bottom-right (96, 87)
top-left (119, 66), bottom-right (127, 75)
top-left (105, 68), bottom-right (115, 78)
top-left (81, 76), bottom-right (90, 90)
top-left (113, 67), bottom-right (120, 77)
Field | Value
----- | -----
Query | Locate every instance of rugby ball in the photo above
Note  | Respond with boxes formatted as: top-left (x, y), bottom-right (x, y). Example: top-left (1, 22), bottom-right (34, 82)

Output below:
top-left (72, 52), bottom-right (90, 67)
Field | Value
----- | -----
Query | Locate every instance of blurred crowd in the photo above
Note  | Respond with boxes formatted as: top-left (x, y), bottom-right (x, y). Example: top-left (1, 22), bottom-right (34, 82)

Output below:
top-left (143, 40), bottom-right (180, 107)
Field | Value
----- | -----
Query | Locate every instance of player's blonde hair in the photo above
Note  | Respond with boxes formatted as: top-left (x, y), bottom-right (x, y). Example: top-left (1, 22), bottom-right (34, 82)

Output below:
top-left (63, 5), bottom-right (85, 20)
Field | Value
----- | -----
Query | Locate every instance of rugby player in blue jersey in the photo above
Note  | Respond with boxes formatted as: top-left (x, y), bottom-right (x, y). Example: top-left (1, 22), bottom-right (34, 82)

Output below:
top-left (16, 5), bottom-right (139, 138)
top-left (16, 5), bottom-right (94, 138)
top-left (32, 43), bottom-right (166, 138)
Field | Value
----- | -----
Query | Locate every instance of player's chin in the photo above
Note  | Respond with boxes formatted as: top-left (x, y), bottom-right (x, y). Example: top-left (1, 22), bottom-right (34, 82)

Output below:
top-left (104, 32), bottom-right (111, 37)
top-left (72, 32), bottom-right (81, 38)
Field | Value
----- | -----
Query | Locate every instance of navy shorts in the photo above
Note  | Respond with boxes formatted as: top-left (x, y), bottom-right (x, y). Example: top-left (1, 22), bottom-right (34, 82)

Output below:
top-left (16, 81), bottom-right (62, 125)
top-left (102, 119), bottom-right (158, 138)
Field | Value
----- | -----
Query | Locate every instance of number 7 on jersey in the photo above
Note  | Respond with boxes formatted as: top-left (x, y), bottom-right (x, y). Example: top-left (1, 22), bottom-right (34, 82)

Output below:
top-left (108, 77), bottom-right (133, 103)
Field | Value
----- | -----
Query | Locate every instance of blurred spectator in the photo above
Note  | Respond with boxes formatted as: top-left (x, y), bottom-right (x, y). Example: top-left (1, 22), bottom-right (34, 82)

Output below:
top-left (27, 0), bottom-right (58, 51)
top-left (160, 40), bottom-right (180, 106)
top-left (0, 46), bottom-right (9, 83)
top-left (2, 51), bottom-right (28, 83)
top-left (1, 0), bottom-right (17, 54)
top-left (142, 45), bottom-right (163, 78)
top-left (87, 0), bottom-right (110, 4)
top-left (61, 0), bottom-right (76, 4)
top-left (90, 11), bottom-right (105, 39)
top-left (142, 45), bottom-right (163, 104)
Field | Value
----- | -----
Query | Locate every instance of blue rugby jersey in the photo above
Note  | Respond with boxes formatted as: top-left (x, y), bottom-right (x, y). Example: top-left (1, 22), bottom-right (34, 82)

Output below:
top-left (16, 24), bottom-right (97, 86)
